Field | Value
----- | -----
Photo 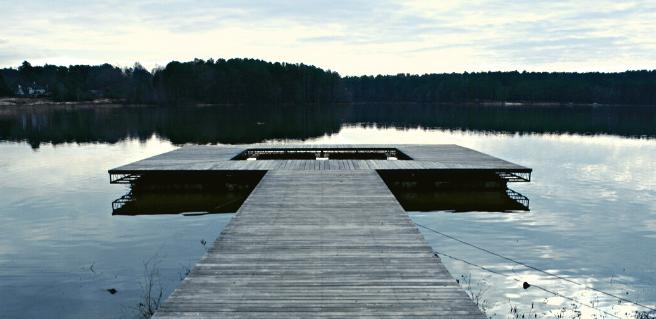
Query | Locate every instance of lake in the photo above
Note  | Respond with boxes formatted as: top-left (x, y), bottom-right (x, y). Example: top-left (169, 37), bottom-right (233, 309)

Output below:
top-left (1, 103), bottom-right (655, 318)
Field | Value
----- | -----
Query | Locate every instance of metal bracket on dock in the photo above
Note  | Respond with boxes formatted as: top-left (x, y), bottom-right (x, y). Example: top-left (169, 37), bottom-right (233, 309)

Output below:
top-left (506, 188), bottom-right (529, 209)
top-left (112, 192), bottom-right (134, 210)
top-left (109, 173), bottom-right (142, 184)
top-left (496, 171), bottom-right (531, 182)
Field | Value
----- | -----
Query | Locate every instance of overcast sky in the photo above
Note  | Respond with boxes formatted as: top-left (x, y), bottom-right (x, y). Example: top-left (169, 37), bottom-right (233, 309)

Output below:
top-left (1, 0), bottom-right (655, 75)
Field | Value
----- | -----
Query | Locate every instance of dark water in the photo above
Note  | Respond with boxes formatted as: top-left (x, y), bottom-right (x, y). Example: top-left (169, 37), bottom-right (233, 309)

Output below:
top-left (1, 103), bottom-right (655, 318)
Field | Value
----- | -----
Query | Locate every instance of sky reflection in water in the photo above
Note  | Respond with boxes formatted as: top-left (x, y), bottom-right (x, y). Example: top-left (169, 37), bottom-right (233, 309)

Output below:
top-left (0, 123), bottom-right (655, 318)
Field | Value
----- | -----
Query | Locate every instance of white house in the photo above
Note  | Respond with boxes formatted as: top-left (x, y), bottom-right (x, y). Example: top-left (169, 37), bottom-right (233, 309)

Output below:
top-left (16, 83), bottom-right (47, 96)
top-left (27, 83), bottom-right (46, 95)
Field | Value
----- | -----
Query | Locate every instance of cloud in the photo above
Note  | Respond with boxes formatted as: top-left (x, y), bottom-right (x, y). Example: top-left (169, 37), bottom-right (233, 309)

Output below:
top-left (1, 0), bottom-right (655, 73)
top-left (0, 42), bottom-right (60, 65)
top-left (406, 43), bottom-right (471, 54)
top-left (297, 36), bottom-right (348, 44)
top-left (486, 37), bottom-right (627, 53)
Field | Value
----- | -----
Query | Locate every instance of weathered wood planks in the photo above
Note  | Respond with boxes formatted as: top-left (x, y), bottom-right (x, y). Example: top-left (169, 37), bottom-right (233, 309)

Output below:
top-left (109, 144), bottom-right (531, 174)
top-left (152, 170), bottom-right (486, 318)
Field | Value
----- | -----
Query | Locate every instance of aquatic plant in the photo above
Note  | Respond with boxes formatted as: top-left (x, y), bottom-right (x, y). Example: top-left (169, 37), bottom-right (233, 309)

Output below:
top-left (122, 253), bottom-right (164, 319)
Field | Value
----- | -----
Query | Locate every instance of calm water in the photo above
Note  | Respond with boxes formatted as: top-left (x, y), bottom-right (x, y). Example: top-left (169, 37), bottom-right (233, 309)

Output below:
top-left (1, 104), bottom-right (655, 318)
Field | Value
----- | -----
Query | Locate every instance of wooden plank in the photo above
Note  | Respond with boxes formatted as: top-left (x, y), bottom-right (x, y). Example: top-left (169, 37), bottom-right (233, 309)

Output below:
top-left (273, 160), bottom-right (283, 170)
top-left (359, 160), bottom-right (371, 170)
top-left (266, 160), bottom-right (280, 170)
top-left (152, 170), bottom-right (486, 318)
top-left (367, 159), bottom-right (379, 170)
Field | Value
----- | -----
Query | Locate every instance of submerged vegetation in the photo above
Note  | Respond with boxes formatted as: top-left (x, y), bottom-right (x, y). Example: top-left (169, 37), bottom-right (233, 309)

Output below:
top-left (2, 59), bottom-right (656, 105)
top-left (121, 253), bottom-right (164, 319)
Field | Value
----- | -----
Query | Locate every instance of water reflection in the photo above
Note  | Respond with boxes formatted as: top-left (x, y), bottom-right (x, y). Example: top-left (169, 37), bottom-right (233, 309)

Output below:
top-left (378, 170), bottom-right (530, 212)
top-left (3, 103), bottom-right (656, 318)
top-left (112, 171), bottom-right (264, 216)
top-left (112, 192), bottom-right (248, 216)
top-left (2, 125), bottom-right (655, 318)
top-left (393, 188), bottom-right (529, 212)
top-left (112, 185), bottom-right (530, 216)
top-left (1, 103), bottom-right (655, 148)
top-left (112, 168), bottom-right (531, 215)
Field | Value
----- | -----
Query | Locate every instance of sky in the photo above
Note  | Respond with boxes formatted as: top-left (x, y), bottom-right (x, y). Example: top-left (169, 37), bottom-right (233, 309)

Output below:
top-left (1, 0), bottom-right (655, 76)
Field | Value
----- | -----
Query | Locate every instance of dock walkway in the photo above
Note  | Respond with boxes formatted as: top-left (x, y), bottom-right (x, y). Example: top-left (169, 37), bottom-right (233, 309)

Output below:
top-left (110, 144), bottom-right (531, 318)
top-left (154, 170), bottom-right (486, 318)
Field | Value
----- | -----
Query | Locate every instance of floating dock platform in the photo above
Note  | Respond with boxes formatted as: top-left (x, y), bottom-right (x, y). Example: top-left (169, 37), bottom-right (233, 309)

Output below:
top-left (109, 144), bottom-right (531, 182)
top-left (109, 144), bottom-right (531, 318)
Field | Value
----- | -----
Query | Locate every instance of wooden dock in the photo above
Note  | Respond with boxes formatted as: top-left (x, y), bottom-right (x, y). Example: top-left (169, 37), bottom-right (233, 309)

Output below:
top-left (110, 144), bottom-right (530, 180)
top-left (109, 144), bottom-right (531, 318)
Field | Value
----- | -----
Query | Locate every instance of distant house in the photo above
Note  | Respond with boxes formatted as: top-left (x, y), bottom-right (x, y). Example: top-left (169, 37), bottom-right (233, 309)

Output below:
top-left (87, 90), bottom-right (105, 99)
top-left (16, 83), bottom-right (47, 96)
top-left (27, 83), bottom-right (46, 95)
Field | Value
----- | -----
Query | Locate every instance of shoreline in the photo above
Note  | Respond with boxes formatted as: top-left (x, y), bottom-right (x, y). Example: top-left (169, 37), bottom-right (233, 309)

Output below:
top-left (1, 97), bottom-right (654, 109)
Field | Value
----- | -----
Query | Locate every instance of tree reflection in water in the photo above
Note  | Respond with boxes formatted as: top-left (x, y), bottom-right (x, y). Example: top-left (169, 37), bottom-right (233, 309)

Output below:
top-left (1, 103), bottom-right (655, 149)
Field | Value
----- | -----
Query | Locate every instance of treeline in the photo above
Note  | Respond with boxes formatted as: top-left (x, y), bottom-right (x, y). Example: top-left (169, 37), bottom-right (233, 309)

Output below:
top-left (2, 59), bottom-right (656, 105)
top-left (341, 71), bottom-right (656, 105)
top-left (0, 61), bottom-right (153, 102)
top-left (0, 59), bottom-right (341, 104)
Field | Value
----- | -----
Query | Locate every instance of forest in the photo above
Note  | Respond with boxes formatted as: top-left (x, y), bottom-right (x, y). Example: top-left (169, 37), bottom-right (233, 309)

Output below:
top-left (1, 59), bottom-right (655, 105)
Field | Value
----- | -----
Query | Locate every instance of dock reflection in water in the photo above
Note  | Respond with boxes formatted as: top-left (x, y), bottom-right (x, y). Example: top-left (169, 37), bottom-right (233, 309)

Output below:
top-left (112, 171), bottom-right (264, 216)
top-left (112, 192), bottom-right (249, 216)
top-left (379, 170), bottom-right (530, 212)
top-left (113, 174), bottom-right (529, 216)
top-left (391, 188), bottom-right (529, 212)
